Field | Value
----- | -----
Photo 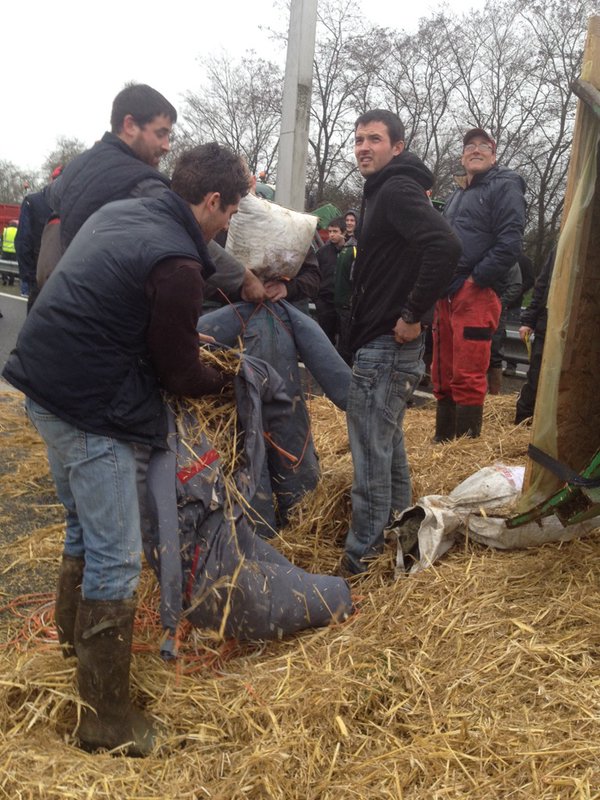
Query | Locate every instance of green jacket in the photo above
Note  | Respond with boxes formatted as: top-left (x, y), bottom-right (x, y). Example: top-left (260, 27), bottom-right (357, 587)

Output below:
top-left (334, 236), bottom-right (357, 309)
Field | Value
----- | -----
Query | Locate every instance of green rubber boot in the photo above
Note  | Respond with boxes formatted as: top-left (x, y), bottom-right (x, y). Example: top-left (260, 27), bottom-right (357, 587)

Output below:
top-left (55, 555), bottom-right (85, 658)
top-left (75, 597), bottom-right (156, 757)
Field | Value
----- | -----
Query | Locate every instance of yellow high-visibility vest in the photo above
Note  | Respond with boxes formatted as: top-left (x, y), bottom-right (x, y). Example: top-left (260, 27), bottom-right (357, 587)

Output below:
top-left (2, 225), bottom-right (17, 254)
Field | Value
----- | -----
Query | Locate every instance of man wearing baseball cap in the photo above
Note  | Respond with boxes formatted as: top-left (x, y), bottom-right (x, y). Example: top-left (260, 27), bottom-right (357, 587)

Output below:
top-left (431, 127), bottom-right (526, 439)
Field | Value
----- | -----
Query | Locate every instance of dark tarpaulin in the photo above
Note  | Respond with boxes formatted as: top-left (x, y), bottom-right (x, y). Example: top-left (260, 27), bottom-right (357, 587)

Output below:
top-left (144, 354), bottom-right (353, 657)
top-left (196, 300), bottom-right (351, 534)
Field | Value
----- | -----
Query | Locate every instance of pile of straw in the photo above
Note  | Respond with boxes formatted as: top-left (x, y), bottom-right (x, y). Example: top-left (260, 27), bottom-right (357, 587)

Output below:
top-left (1, 388), bottom-right (599, 798)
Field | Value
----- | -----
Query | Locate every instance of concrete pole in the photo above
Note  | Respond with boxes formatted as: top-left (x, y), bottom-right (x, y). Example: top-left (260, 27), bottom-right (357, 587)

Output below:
top-left (275, 0), bottom-right (318, 211)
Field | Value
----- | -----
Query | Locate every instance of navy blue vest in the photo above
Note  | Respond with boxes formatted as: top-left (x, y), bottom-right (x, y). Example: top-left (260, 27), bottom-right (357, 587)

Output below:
top-left (3, 191), bottom-right (215, 447)
top-left (57, 132), bottom-right (169, 248)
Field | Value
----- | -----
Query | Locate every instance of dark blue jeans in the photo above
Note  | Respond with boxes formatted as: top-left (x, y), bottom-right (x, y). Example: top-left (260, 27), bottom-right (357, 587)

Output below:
top-left (345, 335), bottom-right (424, 573)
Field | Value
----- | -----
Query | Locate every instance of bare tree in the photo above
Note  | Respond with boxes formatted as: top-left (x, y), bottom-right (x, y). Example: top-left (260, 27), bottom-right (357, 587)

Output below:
top-left (367, 16), bottom-right (462, 197)
top-left (306, 0), bottom-right (385, 204)
top-left (175, 0), bottom-right (591, 260)
top-left (42, 136), bottom-right (87, 178)
top-left (0, 160), bottom-right (38, 203)
top-left (180, 52), bottom-right (283, 177)
top-left (388, 0), bottom-right (592, 265)
top-left (512, 0), bottom-right (592, 266)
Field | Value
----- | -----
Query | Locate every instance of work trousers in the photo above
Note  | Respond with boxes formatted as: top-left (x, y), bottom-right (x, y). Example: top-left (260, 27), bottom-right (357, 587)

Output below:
top-left (432, 281), bottom-right (501, 406)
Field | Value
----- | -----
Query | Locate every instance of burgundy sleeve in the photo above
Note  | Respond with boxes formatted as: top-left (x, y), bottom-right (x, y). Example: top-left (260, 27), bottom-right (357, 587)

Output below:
top-left (146, 257), bottom-right (231, 397)
top-left (286, 247), bottom-right (321, 301)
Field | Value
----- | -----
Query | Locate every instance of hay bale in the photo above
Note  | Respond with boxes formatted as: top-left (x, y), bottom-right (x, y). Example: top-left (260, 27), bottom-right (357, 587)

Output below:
top-left (1, 388), bottom-right (599, 798)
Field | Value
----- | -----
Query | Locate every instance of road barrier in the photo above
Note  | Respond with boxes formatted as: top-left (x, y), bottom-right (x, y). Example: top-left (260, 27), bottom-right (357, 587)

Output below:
top-left (0, 258), bottom-right (19, 287)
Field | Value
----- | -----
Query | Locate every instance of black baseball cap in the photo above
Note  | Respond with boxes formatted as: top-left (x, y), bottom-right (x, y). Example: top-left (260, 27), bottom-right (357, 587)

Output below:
top-left (463, 128), bottom-right (496, 152)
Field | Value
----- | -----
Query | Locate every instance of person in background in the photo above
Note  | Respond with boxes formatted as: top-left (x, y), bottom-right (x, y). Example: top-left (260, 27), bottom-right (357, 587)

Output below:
top-left (431, 128), bottom-right (526, 440)
top-left (333, 219), bottom-right (357, 365)
top-left (501, 252), bottom-right (534, 379)
top-left (316, 216), bottom-right (350, 343)
top-left (344, 209), bottom-right (358, 240)
top-left (1, 220), bottom-right (18, 287)
top-left (15, 166), bottom-right (63, 311)
top-left (487, 260), bottom-right (522, 394)
top-left (515, 249), bottom-right (555, 424)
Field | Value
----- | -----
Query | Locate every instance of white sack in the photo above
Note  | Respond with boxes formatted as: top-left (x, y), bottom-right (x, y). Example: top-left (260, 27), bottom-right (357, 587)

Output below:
top-left (393, 464), bottom-right (600, 578)
top-left (226, 193), bottom-right (318, 280)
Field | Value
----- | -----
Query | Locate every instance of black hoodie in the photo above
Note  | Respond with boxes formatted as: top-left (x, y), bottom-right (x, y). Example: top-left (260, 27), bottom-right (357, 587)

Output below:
top-left (350, 151), bottom-right (461, 353)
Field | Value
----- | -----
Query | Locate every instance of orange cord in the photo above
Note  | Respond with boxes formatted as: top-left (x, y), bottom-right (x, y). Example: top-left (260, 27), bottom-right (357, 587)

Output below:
top-left (0, 591), bottom-right (260, 674)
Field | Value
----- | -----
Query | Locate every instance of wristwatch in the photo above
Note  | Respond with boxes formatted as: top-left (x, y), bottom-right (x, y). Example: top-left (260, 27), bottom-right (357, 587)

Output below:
top-left (399, 308), bottom-right (419, 325)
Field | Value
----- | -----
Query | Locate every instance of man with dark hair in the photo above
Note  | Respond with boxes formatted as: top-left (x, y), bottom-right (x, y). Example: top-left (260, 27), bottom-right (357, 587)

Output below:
top-left (344, 209), bottom-right (358, 239)
top-left (47, 82), bottom-right (263, 301)
top-left (48, 83), bottom-right (176, 248)
top-left (431, 128), bottom-right (526, 439)
top-left (109, 82), bottom-right (177, 134)
top-left (355, 108), bottom-right (406, 145)
top-left (3, 142), bottom-right (248, 757)
top-left (171, 143), bottom-right (249, 206)
top-left (342, 110), bottom-right (460, 576)
top-left (316, 216), bottom-right (349, 343)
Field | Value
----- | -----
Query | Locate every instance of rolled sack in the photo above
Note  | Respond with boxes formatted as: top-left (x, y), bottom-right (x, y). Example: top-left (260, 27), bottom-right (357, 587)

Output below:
top-left (226, 193), bottom-right (318, 280)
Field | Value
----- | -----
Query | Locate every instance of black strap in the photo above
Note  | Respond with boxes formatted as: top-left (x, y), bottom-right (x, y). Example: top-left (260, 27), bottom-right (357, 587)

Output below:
top-left (528, 444), bottom-right (600, 488)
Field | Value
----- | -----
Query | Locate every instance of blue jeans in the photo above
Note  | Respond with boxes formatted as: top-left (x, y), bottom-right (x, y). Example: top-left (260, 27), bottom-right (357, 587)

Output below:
top-left (26, 398), bottom-right (143, 600)
top-left (345, 335), bottom-right (424, 573)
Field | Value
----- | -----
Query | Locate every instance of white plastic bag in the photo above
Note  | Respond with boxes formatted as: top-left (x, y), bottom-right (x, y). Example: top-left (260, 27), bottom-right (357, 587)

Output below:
top-left (392, 464), bottom-right (600, 578)
top-left (226, 193), bottom-right (318, 280)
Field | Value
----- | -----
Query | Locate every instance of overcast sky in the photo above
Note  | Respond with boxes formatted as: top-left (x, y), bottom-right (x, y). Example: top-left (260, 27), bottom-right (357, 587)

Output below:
top-left (6, 0), bottom-right (474, 174)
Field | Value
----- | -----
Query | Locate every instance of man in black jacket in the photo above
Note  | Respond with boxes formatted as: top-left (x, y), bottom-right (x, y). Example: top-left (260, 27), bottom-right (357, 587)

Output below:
top-left (342, 110), bottom-right (460, 576)
top-left (3, 143), bottom-right (249, 757)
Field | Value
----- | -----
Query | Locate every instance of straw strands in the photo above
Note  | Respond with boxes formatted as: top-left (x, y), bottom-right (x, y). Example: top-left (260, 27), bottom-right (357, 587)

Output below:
top-left (1, 388), bottom-right (600, 798)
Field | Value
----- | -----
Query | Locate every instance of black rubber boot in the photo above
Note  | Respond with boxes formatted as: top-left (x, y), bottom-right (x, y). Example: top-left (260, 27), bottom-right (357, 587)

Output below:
top-left (455, 404), bottom-right (483, 438)
top-left (75, 598), bottom-right (156, 757)
top-left (433, 398), bottom-right (457, 442)
top-left (55, 555), bottom-right (85, 658)
top-left (487, 367), bottom-right (503, 395)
